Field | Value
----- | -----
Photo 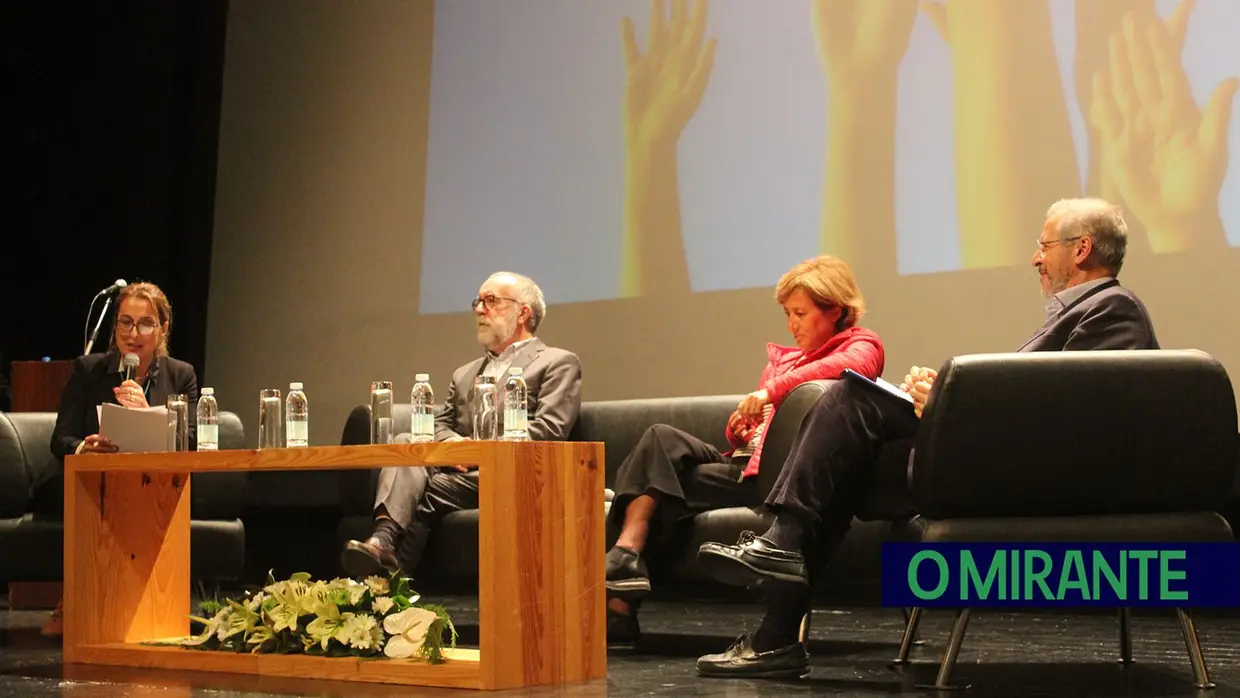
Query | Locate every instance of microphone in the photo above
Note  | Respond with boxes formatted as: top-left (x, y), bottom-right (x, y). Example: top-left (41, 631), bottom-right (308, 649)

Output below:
top-left (97, 279), bottom-right (127, 297)
top-left (123, 353), bottom-right (140, 382)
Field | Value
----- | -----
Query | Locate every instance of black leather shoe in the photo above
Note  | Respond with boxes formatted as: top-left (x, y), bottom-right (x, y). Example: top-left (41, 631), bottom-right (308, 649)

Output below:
top-left (607, 608), bottom-right (640, 649)
top-left (697, 634), bottom-right (810, 679)
top-left (341, 537), bottom-right (400, 579)
top-left (605, 547), bottom-right (651, 600)
top-left (697, 531), bottom-right (808, 588)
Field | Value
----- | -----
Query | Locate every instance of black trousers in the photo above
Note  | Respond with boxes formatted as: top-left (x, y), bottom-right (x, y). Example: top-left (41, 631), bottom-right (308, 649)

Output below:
top-left (395, 469), bottom-right (479, 573)
top-left (607, 424), bottom-right (758, 546)
top-left (30, 471), bottom-right (64, 519)
top-left (764, 379), bottom-right (920, 582)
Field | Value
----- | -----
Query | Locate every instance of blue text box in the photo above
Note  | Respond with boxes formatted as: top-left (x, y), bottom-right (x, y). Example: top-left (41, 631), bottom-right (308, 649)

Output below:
top-left (881, 542), bottom-right (1240, 607)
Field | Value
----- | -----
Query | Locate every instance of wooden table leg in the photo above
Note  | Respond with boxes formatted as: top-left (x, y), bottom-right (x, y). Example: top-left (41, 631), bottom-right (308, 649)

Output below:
top-left (64, 469), bottom-right (192, 661)
top-left (476, 442), bottom-right (606, 690)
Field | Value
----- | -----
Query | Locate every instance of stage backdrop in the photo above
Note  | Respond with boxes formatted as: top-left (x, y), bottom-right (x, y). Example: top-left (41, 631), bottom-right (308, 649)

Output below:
top-left (208, 0), bottom-right (1240, 445)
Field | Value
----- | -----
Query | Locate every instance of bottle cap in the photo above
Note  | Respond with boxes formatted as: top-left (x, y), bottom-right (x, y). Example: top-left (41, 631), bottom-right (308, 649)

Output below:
top-left (509, 367), bottom-right (523, 375)
top-left (290, 382), bottom-right (303, 390)
top-left (201, 387), bottom-right (214, 396)
top-left (415, 373), bottom-right (429, 381)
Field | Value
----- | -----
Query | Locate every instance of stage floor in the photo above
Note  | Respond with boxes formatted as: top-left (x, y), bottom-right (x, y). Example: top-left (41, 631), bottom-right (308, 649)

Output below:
top-left (3, 596), bottom-right (1239, 697)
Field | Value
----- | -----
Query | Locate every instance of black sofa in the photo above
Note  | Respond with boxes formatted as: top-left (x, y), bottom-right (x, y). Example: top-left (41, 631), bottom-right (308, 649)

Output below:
top-left (334, 382), bottom-right (904, 601)
top-left (0, 410), bottom-right (248, 584)
top-left (890, 350), bottom-right (1237, 689)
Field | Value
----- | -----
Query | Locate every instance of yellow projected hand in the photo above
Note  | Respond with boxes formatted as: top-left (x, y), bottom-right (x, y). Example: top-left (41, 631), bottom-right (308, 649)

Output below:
top-left (619, 0), bottom-right (717, 298)
top-left (918, 0), bottom-right (1081, 269)
top-left (813, 0), bottom-right (917, 278)
top-left (622, 0), bottom-right (717, 149)
top-left (1090, 11), bottom-right (1237, 252)
top-left (1075, 0), bottom-right (1194, 210)
top-left (813, 0), bottom-right (918, 83)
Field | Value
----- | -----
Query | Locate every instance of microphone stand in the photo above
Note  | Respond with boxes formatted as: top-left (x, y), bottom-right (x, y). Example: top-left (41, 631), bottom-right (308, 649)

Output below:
top-left (83, 294), bottom-right (115, 356)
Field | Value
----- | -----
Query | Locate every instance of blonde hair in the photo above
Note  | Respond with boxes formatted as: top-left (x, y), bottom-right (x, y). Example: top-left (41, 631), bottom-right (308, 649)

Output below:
top-left (114, 282), bottom-right (173, 356)
top-left (775, 255), bottom-right (866, 329)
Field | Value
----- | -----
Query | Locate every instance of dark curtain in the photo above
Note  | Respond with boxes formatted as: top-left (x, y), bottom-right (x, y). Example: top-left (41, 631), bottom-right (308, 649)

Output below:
top-left (1, 0), bottom-right (229, 386)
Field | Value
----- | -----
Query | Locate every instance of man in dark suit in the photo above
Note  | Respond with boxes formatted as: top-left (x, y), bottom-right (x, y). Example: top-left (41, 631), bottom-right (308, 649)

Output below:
top-left (341, 271), bottom-right (583, 579)
top-left (693, 198), bottom-right (1159, 678)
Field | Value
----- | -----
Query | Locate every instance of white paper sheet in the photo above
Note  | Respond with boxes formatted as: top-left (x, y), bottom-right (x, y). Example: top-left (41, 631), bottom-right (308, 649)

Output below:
top-left (98, 403), bottom-right (170, 453)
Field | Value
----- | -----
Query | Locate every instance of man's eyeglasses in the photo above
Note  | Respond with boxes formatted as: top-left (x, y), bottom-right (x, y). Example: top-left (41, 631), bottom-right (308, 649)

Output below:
top-left (116, 317), bottom-right (159, 336)
top-left (1034, 235), bottom-right (1083, 253)
top-left (471, 295), bottom-right (519, 312)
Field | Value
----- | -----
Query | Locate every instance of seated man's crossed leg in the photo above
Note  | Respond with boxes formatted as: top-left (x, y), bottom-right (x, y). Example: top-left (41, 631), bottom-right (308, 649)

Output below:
top-left (342, 459), bottom-right (428, 576)
top-left (695, 379), bottom-right (918, 678)
top-left (343, 447), bottom-right (481, 578)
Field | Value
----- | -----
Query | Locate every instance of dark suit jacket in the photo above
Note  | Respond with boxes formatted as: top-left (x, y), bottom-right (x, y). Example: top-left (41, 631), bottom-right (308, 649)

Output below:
top-left (435, 338), bottom-right (583, 442)
top-left (50, 348), bottom-right (200, 464)
top-left (1017, 279), bottom-right (1159, 352)
top-left (880, 279), bottom-right (1160, 516)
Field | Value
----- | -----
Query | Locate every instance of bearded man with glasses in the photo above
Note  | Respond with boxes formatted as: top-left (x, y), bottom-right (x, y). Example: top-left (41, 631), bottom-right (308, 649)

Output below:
top-left (341, 271), bottom-right (583, 580)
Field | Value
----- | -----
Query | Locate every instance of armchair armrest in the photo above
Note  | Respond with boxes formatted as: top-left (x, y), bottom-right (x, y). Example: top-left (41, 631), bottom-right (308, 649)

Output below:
top-left (755, 379), bottom-right (839, 499)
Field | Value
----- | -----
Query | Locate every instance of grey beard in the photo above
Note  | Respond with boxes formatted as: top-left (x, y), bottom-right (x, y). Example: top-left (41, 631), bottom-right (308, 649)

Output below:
top-left (477, 313), bottom-right (518, 348)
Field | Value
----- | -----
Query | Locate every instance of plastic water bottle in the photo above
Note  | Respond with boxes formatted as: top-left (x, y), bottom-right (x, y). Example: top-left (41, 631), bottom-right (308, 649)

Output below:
top-left (501, 367), bottom-right (529, 441)
top-left (285, 382), bottom-right (309, 447)
top-left (411, 373), bottom-right (435, 443)
top-left (197, 388), bottom-right (219, 451)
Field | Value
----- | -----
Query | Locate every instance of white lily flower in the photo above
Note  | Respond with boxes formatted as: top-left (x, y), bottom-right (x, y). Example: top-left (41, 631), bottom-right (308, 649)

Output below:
top-left (266, 603), bottom-right (299, 633)
top-left (382, 607), bottom-right (439, 659)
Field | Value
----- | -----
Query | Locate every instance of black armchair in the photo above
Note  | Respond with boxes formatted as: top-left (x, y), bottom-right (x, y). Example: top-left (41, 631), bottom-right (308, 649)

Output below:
top-left (892, 350), bottom-right (1237, 690)
top-left (0, 410), bottom-right (249, 583)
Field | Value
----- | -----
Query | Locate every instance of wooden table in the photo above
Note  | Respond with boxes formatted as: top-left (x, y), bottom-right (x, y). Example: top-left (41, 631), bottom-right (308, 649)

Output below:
top-left (63, 441), bottom-right (607, 691)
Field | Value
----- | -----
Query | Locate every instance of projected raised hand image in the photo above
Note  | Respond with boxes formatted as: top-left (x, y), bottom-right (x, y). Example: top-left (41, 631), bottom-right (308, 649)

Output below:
top-left (918, 0), bottom-right (1081, 269)
top-left (1090, 8), bottom-right (1238, 253)
top-left (620, 0), bottom-right (717, 298)
top-left (813, 0), bottom-right (917, 278)
top-left (418, 0), bottom-right (1239, 314)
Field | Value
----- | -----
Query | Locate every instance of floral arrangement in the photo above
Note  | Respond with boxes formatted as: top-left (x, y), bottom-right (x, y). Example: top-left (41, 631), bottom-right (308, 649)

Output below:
top-left (173, 570), bottom-right (456, 663)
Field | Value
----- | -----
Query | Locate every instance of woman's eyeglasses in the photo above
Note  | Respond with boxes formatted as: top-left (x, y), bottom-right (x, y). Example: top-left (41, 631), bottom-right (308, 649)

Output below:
top-left (116, 317), bottom-right (159, 336)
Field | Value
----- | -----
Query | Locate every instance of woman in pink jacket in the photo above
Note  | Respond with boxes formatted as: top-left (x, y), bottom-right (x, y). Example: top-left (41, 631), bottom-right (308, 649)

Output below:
top-left (604, 255), bottom-right (885, 645)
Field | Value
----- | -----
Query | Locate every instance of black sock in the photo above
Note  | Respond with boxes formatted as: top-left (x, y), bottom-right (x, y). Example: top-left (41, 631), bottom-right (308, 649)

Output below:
top-left (372, 518), bottom-right (402, 550)
top-left (763, 516), bottom-right (806, 551)
top-left (751, 587), bottom-right (810, 652)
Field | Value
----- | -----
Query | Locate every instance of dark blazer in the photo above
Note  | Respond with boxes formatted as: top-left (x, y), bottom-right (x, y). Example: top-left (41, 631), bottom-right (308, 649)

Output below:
top-left (50, 347), bottom-right (200, 463)
top-left (880, 279), bottom-right (1161, 515)
top-left (1017, 279), bottom-right (1159, 352)
top-left (435, 338), bottom-right (583, 442)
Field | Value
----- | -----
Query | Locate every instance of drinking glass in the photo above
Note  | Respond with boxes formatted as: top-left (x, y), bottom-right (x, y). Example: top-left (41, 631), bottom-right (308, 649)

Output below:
top-left (258, 388), bottom-right (282, 448)
top-left (471, 375), bottom-right (498, 441)
top-left (166, 393), bottom-right (188, 452)
top-left (370, 380), bottom-right (394, 444)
